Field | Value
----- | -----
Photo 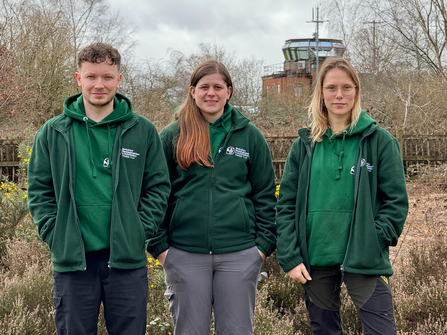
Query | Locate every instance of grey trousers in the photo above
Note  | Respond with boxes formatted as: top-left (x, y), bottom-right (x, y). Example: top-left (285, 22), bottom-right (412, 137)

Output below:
top-left (163, 246), bottom-right (263, 335)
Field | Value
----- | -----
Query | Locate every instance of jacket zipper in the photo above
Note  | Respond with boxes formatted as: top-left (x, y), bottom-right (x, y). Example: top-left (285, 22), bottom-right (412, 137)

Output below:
top-left (108, 124), bottom-right (133, 266)
top-left (206, 123), bottom-right (244, 253)
top-left (302, 138), bottom-right (313, 271)
top-left (208, 167), bottom-right (214, 253)
top-left (340, 126), bottom-right (377, 272)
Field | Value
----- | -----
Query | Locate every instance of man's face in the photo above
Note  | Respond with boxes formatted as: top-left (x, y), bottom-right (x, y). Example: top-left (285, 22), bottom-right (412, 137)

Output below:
top-left (75, 59), bottom-right (122, 109)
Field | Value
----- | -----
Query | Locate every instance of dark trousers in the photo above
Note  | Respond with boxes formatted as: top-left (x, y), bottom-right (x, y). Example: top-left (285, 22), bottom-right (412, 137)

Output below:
top-left (52, 250), bottom-right (148, 335)
top-left (303, 269), bottom-right (396, 335)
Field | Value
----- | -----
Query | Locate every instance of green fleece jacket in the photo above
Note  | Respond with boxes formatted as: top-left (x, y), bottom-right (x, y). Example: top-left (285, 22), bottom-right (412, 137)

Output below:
top-left (65, 94), bottom-right (133, 253)
top-left (147, 105), bottom-right (277, 258)
top-left (307, 114), bottom-right (375, 267)
top-left (276, 110), bottom-right (409, 275)
top-left (28, 92), bottom-right (171, 272)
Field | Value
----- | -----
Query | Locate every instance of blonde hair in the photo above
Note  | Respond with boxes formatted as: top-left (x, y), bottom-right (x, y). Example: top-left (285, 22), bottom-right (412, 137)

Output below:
top-left (176, 60), bottom-right (233, 170)
top-left (308, 57), bottom-right (361, 144)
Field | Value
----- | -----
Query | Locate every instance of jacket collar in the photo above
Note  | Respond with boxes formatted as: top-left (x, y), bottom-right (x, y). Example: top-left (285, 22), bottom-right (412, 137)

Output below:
top-left (228, 104), bottom-right (250, 130)
top-left (297, 123), bottom-right (379, 146)
top-left (50, 113), bottom-right (139, 134)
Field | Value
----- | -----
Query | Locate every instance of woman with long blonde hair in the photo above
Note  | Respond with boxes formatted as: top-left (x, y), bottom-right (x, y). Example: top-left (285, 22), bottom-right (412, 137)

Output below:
top-left (276, 57), bottom-right (408, 334)
top-left (148, 60), bottom-right (277, 335)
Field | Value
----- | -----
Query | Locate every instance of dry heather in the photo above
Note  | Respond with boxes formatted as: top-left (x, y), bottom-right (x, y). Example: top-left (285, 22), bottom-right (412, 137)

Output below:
top-left (392, 174), bottom-right (447, 335)
top-left (0, 171), bottom-right (447, 334)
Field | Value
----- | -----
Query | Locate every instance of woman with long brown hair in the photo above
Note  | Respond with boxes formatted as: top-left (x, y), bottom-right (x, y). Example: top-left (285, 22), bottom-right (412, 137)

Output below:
top-left (148, 60), bottom-right (277, 335)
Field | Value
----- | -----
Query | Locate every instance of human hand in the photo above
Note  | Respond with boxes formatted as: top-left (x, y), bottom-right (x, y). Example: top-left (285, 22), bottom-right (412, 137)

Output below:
top-left (287, 263), bottom-right (312, 284)
top-left (157, 250), bottom-right (169, 267)
top-left (257, 248), bottom-right (266, 261)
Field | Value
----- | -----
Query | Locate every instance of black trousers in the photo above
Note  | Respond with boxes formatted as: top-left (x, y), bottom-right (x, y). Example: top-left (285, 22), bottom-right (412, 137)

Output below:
top-left (303, 269), bottom-right (396, 335)
top-left (52, 250), bottom-right (148, 335)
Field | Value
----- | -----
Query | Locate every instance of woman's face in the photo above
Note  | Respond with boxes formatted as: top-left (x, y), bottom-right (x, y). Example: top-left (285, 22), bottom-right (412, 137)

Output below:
top-left (190, 73), bottom-right (232, 123)
top-left (322, 68), bottom-right (356, 126)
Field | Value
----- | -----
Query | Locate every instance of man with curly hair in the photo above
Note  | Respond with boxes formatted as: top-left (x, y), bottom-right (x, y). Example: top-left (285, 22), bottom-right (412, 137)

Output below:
top-left (28, 42), bottom-right (170, 334)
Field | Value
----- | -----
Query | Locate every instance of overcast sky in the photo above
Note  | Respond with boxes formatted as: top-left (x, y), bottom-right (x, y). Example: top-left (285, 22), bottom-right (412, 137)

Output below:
top-left (107, 0), bottom-right (330, 67)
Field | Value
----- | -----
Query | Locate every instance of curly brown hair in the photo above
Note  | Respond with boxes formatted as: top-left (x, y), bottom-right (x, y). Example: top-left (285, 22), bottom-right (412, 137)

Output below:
top-left (77, 42), bottom-right (121, 71)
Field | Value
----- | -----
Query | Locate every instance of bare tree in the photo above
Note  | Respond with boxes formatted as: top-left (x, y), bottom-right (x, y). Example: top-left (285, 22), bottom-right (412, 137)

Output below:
top-left (0, 0), bottom-right (136, 133)
top-left (321, 0), bottom-right (400, 74)
top-left (320, 0), bottom-right (366, 61)
top-left (121, 58), bottom-right (180, 128)
top-left (0, 0), bottom-right (73, 128)
top-left (258, 86), bottom-right (310, 135)
top-left (50, 0), bottom-right (136, 68)
top-left (360, 70), bottom-right (447, 133)
top-left (367, 0), bottom-right (447, 78)
top-left (167, 42), bottom-right (264, 117)
top-left (230, 56), bottom-right (264, 115)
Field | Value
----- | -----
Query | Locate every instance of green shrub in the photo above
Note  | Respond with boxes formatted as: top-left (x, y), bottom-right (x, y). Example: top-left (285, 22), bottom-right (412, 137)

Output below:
top-left (0, 137), bottom-right (32, 261)
top-left (0, 180), bottom-right (29, 240)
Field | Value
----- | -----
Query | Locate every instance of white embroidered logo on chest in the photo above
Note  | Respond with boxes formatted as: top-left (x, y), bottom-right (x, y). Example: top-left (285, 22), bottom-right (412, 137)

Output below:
top-left (361, 158), bottom-right (374, 172)
top-left (226, 146), bottom-right (249, 159)
top-left (121, 148), bottom-right (140, 159)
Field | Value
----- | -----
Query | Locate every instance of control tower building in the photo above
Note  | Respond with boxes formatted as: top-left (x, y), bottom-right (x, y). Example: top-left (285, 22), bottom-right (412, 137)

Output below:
top-left (262, 38), bottom-right (346, 96)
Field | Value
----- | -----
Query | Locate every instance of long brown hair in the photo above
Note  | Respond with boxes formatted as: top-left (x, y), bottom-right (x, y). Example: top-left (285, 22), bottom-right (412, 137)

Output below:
top-left (176, 60), bottom-right (233, 170)
top-left (308, 57), bottom-right (361, 144)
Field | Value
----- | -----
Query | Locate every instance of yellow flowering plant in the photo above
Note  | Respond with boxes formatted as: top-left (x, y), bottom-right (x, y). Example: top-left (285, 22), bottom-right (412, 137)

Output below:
top-left (0, 138), bottom-right (32, 250)
top-left (275, 184), bottom-right (280, 198)
top-left (0, 180), bottom-right (28, 226)
top-left (17, 141), bottom-right (32, 178)
top-left (145, 253), bottom-right (171, 333)
top-left (146, 254), bottom-right (164, 290)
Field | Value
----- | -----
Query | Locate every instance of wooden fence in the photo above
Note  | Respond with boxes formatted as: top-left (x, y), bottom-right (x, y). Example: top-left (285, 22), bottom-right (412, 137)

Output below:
top-left (0, 139), bottom-right (19, 182)
top-left (266, 132), bottom-right (447, 182)
top-left (2, 132), bottom-right (447, 183)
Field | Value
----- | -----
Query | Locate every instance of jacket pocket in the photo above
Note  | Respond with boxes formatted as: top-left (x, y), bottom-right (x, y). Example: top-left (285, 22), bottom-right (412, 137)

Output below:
top-left (44, 227), bottom-right (55, 251)
top-left (139, 218), bottom-right (146, 246)
top-left (239, 197), bottom-right (250, 233)
top-left (170, 198), bottom-right (182, 231)
top-left (346, 219), bottom-right (383, 270)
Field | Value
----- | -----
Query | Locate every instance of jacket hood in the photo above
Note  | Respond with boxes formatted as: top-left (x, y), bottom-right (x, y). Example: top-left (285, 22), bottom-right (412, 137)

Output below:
top-left (170, 103), bottom-right (250, 130)
top-left (63, 92), bottom-right (134, 179)
top-left (324, 110), bottom-right (376, 139)
top-left (297, 110), bottom-right (377, 181)
top-left (63, 92), bottom-right (133, 125)
top-left (347, 109), bottom-right (376, 136)
top-left (228, 103), bottom-right (250, 129)
top-left (298, 109), bottom-right (376, 143)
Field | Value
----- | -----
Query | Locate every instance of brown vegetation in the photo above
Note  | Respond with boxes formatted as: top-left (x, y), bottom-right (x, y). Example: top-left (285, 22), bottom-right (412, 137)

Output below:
top-left (1, 163), bottom-right (447, 334)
